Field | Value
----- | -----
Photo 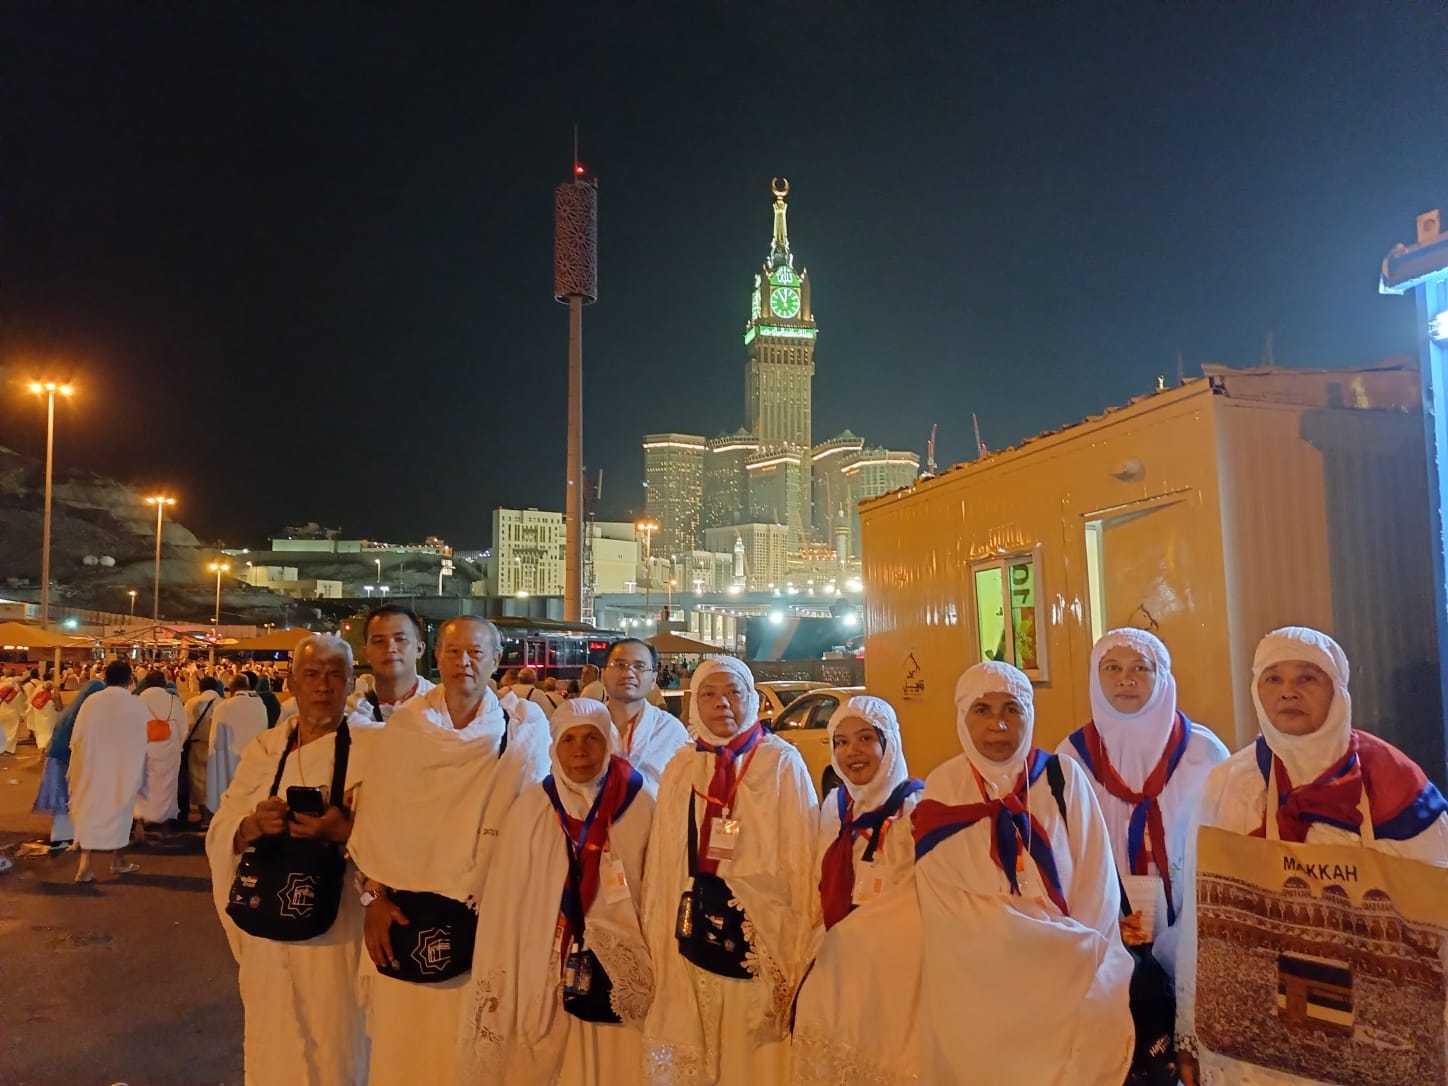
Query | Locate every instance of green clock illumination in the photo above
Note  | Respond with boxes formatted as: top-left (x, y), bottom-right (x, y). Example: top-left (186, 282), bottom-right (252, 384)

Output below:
top-left (771, 266), bottom-right (798, 287)
top-left (770, 286), bottom-right (801, 318)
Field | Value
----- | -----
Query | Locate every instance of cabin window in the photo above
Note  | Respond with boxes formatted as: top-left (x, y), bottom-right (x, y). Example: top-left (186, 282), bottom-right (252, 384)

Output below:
top-left (970, 548), bottom-right (1047, 681)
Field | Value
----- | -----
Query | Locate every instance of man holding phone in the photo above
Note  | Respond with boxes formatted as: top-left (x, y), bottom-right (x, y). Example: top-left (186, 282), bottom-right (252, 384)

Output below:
top-left (205, 634), bottom-right (372, 1086)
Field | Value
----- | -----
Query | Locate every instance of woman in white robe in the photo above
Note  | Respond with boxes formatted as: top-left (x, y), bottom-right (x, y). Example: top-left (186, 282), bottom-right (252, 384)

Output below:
top-left (640, 655), bottom-right (818, 1085)
top-left (135, 671), bottom-right (187, 825)
top-left (462, 699), bottom-right (654, 1085)
top-left (792, 695), bottom-right (923, 1086)
top-left (1058, 628), bottom-right (1229, 975)
top-left (1175, 627), bottom-right (1448, 1086)
top-left (27, 680), bottom-right (62, 753)
top-left (912, 661), bottom-right (1134, 1084)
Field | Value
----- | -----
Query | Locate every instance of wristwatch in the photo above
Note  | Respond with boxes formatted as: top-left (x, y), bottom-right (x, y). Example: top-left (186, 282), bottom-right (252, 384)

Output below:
top-left (360, 888), bottom-right (382, 907)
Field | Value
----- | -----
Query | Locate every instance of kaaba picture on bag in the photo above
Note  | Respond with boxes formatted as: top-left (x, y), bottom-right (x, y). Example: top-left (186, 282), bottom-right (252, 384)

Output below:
top-left (1194, 826), bottom-right (1448, 1086)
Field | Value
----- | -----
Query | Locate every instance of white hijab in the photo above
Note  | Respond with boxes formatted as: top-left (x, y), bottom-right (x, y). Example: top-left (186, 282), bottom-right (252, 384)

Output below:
top-left (827, 695), bottom-right (910, 814)
top-left (687, 655), bottom-right (760, 741)
top-left (1251, 626), bottom-right (1352, 787)
top-left (546, 698), bottom-right (621, 819)
top-left (954, 661), bottom-right (1034, 797)
top-left (1088, 628), bottom-right (1179, 789)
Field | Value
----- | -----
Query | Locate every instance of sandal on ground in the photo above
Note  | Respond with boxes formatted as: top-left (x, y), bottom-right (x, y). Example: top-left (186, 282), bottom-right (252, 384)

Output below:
top-left (74, 870), bottom-right (95, 883)
top-left (111, 862), bottom-right (140, 876)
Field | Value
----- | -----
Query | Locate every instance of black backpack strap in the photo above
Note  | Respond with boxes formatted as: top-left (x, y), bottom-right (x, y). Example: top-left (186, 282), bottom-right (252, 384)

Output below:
top-left (329, 718), bottom-right (352, 814)
top-left (686, 787), bottom-right (700, 878)
top-left (365, 691), bottom-right (383, 723)
top-left (267, 725), bottom-right (297, 798)
top-left (186, 697), bottom-right (215, 745)
top-left (1047, 753), bottom-right (1132, 918)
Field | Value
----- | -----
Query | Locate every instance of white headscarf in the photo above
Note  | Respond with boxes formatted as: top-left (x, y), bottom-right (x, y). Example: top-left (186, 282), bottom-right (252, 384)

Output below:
top-left (1251, 626), bottom-right (1352, 787)
top-left (1088, 628), bottom-right (1179, 789)
top-left (547, 698), bottom-right (620, 818)
top-left (687, 656), bottom-right (760, 741)
top-left (827, 695), bottom-right (910, 813)
top-left (954, 661), bottom-right (1034, 797)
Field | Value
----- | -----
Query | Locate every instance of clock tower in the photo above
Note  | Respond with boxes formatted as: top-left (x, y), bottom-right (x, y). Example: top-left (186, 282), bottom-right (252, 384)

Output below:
top-left (743, 178), bottom-right (817, 542)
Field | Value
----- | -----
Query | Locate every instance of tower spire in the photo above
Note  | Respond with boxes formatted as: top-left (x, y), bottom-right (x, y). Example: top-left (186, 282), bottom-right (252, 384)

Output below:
top-left (769, 177), bottom-right (792, 268)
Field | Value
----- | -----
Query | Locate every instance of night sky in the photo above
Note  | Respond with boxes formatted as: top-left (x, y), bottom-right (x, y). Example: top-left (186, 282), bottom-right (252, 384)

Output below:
top-left (2, 3), bottom-right (1445, 548)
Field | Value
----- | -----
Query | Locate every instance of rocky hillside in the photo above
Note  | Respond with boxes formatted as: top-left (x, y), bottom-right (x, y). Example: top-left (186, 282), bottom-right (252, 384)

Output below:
top-left (0, 445), bottom-right (298, 624)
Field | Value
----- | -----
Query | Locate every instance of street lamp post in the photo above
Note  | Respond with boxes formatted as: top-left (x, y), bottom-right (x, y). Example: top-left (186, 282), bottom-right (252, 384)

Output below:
top-left (375, 558), bottom-right (382, 586)
top-left (28, 381), bottom-right (73, 629)
top-left (145, 495), bottom-right (176, 658)
top-left (635, 518), bottom-right (659, 617)
top-left (127, 589), bottom-right (137, 618)
top-left (208, 560), bottom-right (230, 664)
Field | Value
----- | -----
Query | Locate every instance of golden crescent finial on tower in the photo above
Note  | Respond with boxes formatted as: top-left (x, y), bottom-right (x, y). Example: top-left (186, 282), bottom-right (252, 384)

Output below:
top-left (771, 177), bottom-right (790, 201)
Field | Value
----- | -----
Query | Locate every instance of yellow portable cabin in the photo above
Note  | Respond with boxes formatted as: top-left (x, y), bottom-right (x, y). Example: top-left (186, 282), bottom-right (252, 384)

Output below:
top-left (859, 363), bottom-right (1441, 780)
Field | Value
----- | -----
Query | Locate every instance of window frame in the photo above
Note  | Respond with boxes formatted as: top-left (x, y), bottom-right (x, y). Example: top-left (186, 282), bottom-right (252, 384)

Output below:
top-left (968, 544), bottom-right (1049, 682)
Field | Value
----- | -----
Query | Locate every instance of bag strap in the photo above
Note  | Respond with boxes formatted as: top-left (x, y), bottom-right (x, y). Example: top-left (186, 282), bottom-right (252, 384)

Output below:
top-left (185, 698), bottom-right (215, 745)
top-left (265, 718), bottom-right (352, 811)
top-left (365, 691), bottom-right (383, 723)
top-left (686, 788), bottom-right (700, 878)
top-left (860, 777), bottom-right (924, 863)
top-left (1046, 753), bottom-right (1133, 918)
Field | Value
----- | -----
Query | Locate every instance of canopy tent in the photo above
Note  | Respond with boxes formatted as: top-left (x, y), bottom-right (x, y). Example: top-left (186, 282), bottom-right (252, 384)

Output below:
top-left (647, 631), bottom-right (728, 656)
top-left (226, 626), bottom-right (315, 653)
top-left (102, 624), bottom-right (194, 647)
top-left (0, 621), bottom-right (78, 649)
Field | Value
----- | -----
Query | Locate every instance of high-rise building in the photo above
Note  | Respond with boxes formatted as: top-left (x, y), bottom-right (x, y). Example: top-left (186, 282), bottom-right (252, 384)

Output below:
top-left (642, 433), bottom-right (705, 555)
top-left (703, 523), bottom-right (790, 591)
top-left (841, 448), bottom-right (921, 551)
top-left (702, 430), bottom-right (758, 532)
top-left (745, 445), bottom-right (805, 548)
top-left (811, 430), bottom-right (865, 540)
top-left (743, 179), bottom-right (817, 535)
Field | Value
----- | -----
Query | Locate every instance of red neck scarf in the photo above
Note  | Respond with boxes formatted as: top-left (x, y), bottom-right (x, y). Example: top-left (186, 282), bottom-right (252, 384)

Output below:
top-left (1253, 738), bottom-right (1364, 844)
top-left (692, 722), bottom-right (764, 875)
top-left (818, 778), bottom-right (923, 930)
top-left (545, 754), bottom-right (637, 957)
top-left (1075, 712), bottom-right (1189, 923)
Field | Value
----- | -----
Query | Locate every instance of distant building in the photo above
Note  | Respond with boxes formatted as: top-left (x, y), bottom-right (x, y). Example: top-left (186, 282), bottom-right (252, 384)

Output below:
top-left (642, 433), bottom-right (705, 556)
top-left (488, 508), bottom-right (565, 597)
top-left (703, 523), bottom-right (790, 591)
top-left (638, 183), bottom-right (919, 556)
top-left (588, 521), bottom-right (641, 595)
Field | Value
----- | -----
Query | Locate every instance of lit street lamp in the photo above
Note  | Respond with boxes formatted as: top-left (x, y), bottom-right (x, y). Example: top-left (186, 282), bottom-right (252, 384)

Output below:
top-left (374, 558), bottom-right (382, 586)
top-left (208, 560), bottom-right (230, 664)
top-left (145, 494), bottom-right (176, 655)
top-left (127, 589), bottom-right (137, 618)
top-left (635, 518), bottom-right (659, 616)
top-left (28, 380), bottom-right (74, 629)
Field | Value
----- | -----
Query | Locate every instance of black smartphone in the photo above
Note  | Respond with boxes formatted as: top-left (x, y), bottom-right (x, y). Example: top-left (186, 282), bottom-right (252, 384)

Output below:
top-left (286, 785), bottom-right (326, 817)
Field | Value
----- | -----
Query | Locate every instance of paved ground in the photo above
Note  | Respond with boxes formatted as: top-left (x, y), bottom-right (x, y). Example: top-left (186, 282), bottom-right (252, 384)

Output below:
top-left (0, 743), bottom-right (243, 1086)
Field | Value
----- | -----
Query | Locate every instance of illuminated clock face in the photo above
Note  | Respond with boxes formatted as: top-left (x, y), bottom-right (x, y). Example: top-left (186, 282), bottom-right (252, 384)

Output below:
top-left (770, 286), bottom-right (801, 318)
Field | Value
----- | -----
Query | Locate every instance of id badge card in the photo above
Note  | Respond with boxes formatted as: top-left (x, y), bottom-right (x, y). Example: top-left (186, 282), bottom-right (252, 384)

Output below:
top-left (851, 859), bottom-right (887, 906)
top-left (706, 817), bottom-right (741, 862)
top-left (600, 849), bottom-right (631, 904)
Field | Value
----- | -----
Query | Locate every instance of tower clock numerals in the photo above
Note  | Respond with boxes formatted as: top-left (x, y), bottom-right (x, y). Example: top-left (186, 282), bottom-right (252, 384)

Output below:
top-left (769, 286), bottom-right (801, 318)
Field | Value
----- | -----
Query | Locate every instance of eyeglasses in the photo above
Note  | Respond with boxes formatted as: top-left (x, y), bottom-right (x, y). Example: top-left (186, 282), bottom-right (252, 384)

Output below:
top-left (605, 661), bottom-right (656, 674)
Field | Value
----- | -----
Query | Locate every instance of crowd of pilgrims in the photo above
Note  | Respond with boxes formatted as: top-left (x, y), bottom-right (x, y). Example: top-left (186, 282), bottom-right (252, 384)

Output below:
top-left (20, 603), bottom-right (1446, 1085)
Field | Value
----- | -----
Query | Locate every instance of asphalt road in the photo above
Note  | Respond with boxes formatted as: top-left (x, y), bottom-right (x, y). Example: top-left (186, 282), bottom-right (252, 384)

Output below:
top-left (0, 743), bottom-right (243, 1086)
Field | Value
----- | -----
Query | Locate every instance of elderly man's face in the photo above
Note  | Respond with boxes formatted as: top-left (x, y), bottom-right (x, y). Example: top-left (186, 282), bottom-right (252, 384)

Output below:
top-left (436, 622), bottom-right (498, 699)
top-left (291, 645), bottom-right (352, 723)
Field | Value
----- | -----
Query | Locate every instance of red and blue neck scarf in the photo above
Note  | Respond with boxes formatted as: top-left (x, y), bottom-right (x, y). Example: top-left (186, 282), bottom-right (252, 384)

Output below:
top-left (911, 748), bottom-right (1070, 917)
top-left (1068, 711), bottom-right (1191, 924)
top-left (543, 754), bottom-right (644, 958)
top-left (692, 722), bottom-right (764, 875)
top-left (1252, 731), bottom-right (1446, 844)
top-left (818, 776), bottom-right (924, 930)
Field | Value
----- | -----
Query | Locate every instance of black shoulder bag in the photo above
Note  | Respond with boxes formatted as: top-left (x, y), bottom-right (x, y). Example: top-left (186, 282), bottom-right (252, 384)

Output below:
top-left (374, 725), bottom-right (507, 985)
top-left (225, 720), bottom-right (350, 942)
top-left (1045, 755), bottom-right (1177, 1086)
top-left (560, 827), bottom-right (622, 1022)
top-left (674, 792), bottom-right (752, 979)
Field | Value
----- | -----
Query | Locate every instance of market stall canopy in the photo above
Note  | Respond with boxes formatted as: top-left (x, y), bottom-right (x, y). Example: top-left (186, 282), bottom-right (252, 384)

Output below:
top-left (103, 624), bottom-right (192, 647)
top-left (227, 626), bottom-right (315, 652)
top-left (0, 621), bottom-right (77, 649)
top-left (647, 631), bottom-right (727, 656)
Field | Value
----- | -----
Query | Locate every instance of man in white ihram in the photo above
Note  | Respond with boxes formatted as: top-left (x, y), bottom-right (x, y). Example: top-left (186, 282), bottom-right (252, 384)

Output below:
top-left (355, 604), bottom-right (434, 725)
top-left (69, 660), bottom-right (150, 882)
top-left (601, 637), bottom-right (689, 796)
top-left (207, 673), bottom-right (270, 812)
top-left (348, 615), bottom-right (548, 1086)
